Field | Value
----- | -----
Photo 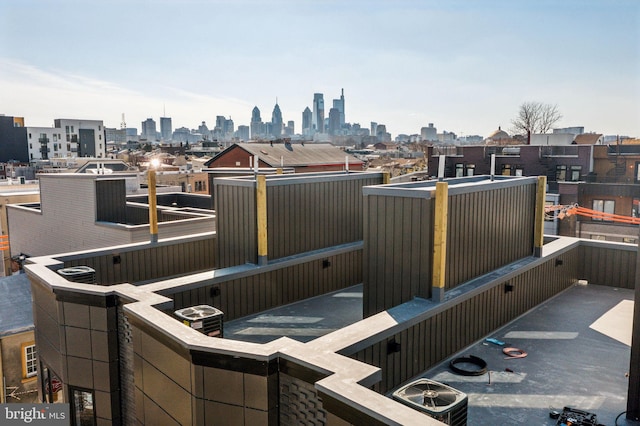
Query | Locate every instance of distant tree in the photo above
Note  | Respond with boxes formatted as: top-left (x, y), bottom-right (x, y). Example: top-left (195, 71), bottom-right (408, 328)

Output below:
top-left (512, 102), bottom-right (562, 143)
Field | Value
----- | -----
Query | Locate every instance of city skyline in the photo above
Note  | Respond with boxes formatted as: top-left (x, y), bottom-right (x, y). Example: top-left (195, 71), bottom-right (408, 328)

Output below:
top-left (1, 0), bottom-right (638, 138)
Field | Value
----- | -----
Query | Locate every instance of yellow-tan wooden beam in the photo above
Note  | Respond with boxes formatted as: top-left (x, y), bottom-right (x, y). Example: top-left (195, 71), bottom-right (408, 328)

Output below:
top-left (534, 176), bottom-right (546, 257)
top-left (148, 168), bottom-right (158, 243)
top-left (256, 174), bottom-right (268, 265)
top-left (432, 181), bottom-right (448, 302)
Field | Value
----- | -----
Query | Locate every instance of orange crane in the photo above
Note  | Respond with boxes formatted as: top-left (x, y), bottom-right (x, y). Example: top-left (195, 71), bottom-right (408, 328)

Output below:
top-left (545, 204), bottom-right (640, 225)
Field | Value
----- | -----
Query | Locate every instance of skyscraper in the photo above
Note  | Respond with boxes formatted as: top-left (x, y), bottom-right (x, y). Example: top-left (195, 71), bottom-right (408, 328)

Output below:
top-left (141, 118), bottom-right (157, 141)
top-left (328, 108), bottom-right (341, 135)
top-left (312, 93), bottom-right (324, 133)
top-left (271, 101), bottom-right (283, 138)
top-left (332, 88), bottom-right (345, 127)
top-left (302, 107), bottom-right (312, 136)
top-left (250, 106), bottom-right (264, 139)
top-left (160, 117), bottom-right (172, 141)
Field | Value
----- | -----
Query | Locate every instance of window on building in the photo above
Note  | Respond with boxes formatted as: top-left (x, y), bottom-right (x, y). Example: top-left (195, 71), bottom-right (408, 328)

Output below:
top-left (22, 342), bottom-right (37, 379)
top-left (592, 199), bottom-right (615, 221)
top-left (635, 162), bottom-right (640, 183)
top-left (70, 126), bottom-right (74, 133)
top-left (67, 143), bottom-right (71, 151)
top-left (556, 165), bottom-right (567, 181)
top-left (71, 387), bottom-right (95, 426)
top-left (632, 198), bottom-right (640, 217)
top-left (65, 126), bottom-right (69, 133)
top-left (455, 163), bottom-right (464, 177)
top-left (501, 164), bottom-right (511, 176)
top-left (515, 166), bottom-right (524, 176)
top-left (569, 165), bottom-right (582, 181)
top-left (30, 143), bottom-right (32, 149)
top-left (99, 134), bottom-right (102, 140)
top-left (28, 133), bottom-right (32, 139)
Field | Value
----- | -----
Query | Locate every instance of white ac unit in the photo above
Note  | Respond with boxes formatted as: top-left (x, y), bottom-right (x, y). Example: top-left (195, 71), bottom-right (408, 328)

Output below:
top-left (174, 305), bottom-right (224, 337)
top-left (57, 266), bottom-right (96, 284)
top-left (392, 378), bottom-right (468, 426)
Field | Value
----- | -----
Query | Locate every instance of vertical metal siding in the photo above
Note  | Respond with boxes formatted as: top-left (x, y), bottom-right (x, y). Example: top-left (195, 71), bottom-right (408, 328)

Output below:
top-left (354, 250), bottom-right (580, 394)
top-left (215, 184), bottom-right (256, 268)
top-left (446, 183), bottom-right (536, 289)
top-left (266, 176), bottom-right (381, 260)
top-left (170, 249), bottom-right (362, 321)
top-left (65, 236), bottom-right (216, 285)
top-left (580, 245), bottom-right (636, 289)
top-left (363, 194), bottom-right (433, 317)
top-left (96, 180), bottom-right (127, 223)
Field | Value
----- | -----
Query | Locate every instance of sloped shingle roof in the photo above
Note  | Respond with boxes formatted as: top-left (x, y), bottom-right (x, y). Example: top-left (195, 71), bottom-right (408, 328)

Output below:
top-left (211, 143), bottom-right (363, 168)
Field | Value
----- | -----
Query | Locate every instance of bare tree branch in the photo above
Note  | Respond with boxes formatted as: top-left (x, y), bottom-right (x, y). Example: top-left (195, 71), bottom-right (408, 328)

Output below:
top-left (539, 103), bottom-right (563, 134)
top-left (511, 102), bottom-right (562, 138)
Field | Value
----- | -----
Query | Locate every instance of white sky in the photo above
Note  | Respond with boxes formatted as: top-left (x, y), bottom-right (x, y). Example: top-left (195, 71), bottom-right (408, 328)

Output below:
top-left (0, 0), bottom-right (638, 138)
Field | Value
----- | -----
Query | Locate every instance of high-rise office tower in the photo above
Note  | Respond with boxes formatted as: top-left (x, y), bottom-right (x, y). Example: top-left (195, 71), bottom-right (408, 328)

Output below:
top-left (312, 93), bottom-right (324, 133)
top-left (285, 120), bottom-right (295, 136)
top-left (223, 117), bottom-right (234, 137)
top-left (141, 118), bottom-right (157, 141)
top-left (371, 122), bottom-right (378, 138)
top-left (250, 106), bottom-right (264, 139)
top-left (421, 123), bottom-right (437, 141)
top-left (160, 117), bottom-right (172, 141)
top-left (271, 101), bottom-right (283, 137)
top-left (332, 88), bottom-right (345, 127)
top-left (328, 108), bottom-right (341, 135)
top-left (302, 107), bottom-right (312, 136)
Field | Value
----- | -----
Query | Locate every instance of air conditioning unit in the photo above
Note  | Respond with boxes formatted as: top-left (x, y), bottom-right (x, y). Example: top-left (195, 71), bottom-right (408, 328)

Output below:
top-left (392, 378), bottom-right (467, 426)
top-left (174, 305), bottom-right (224, 337)
top-left (57, 266), bottom-right (96, 284)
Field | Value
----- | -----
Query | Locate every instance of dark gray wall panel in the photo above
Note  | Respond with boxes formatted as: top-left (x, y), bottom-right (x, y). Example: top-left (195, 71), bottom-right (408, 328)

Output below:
top-left (580, 244), bottom-right (636, 289)
top-left (364, 181), bottom-right (537, 316)
top-left (215, 184), bottom-right (256, 268)
top-left (171, 249), bottom-right (362, 321)
top-left (363, 194), bottom-right (433, 316)
top-left (446, 183), bottom-right (536, 289)
top-left (96, 179), bottom-right (127, 223)
top-left (64, 236), bottom-right (216, 285)
top-left (355, 250), bottom-right (580, 394)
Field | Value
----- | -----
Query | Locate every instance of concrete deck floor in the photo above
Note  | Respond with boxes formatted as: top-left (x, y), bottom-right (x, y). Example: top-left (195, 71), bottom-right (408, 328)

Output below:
top-left (225, 283), bottom-right (637, 425)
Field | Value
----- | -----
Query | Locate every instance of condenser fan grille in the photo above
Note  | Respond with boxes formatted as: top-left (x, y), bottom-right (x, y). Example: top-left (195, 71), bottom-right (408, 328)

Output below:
top-left (180, 307), bottom-right (218, 319)
top-left (400, 382), bottom-right (459, 408)
top-left (392, 378), bottom-right (468, 422)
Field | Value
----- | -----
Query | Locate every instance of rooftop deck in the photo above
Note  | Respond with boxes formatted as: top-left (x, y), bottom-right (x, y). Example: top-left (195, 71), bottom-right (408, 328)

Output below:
top-left (226, 282), bottom-right (635, 425)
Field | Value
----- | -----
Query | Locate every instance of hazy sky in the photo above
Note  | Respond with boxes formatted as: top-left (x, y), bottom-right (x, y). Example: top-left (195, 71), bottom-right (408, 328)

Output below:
top-left (1, 0), bottom-right (638, 138)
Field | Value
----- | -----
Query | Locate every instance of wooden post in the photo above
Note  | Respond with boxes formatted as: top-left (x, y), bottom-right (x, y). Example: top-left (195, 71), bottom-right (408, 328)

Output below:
top-left (383, 172), bottom-right (390, 185)
top-left (533, 176), bottom-right (546, 257)
top-left (432, 181), bottom-right (448, 302)
top-left (256, 174), bottom-right (268, 265)
top-left (148, 167), bottom-right (158, 243)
